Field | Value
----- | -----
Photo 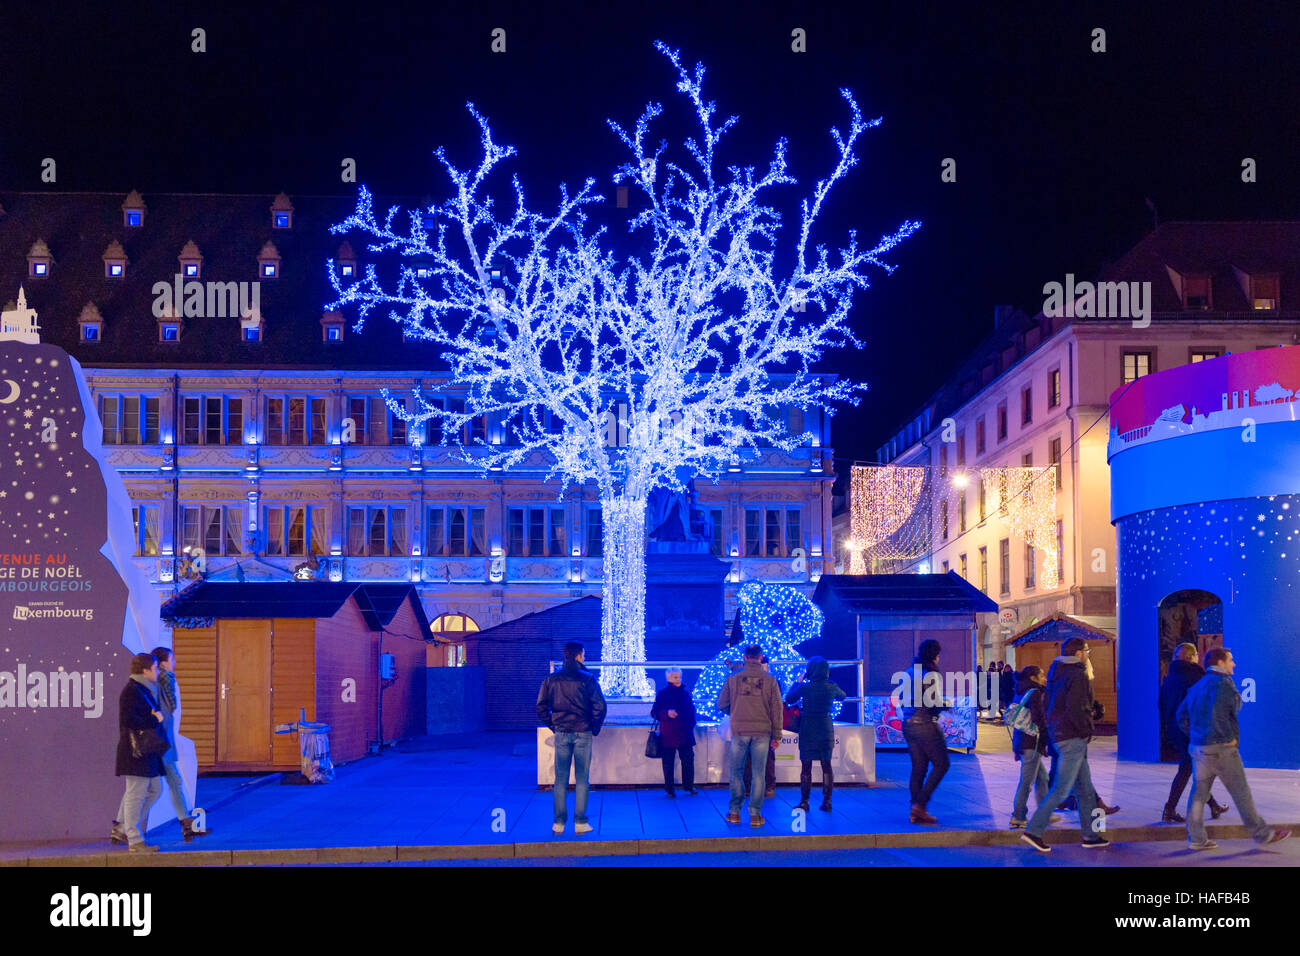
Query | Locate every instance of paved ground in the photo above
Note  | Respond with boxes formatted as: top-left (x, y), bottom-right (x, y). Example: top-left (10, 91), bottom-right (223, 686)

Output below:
top-left (3, 726), bottom-right (1297, 864)
top-left (325, 838), bottom-right (1300, 866)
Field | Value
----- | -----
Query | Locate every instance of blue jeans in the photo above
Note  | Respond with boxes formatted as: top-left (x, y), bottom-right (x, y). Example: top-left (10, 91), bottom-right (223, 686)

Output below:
top-left (1011, 748), bottom-right (1049, 823)
top-left (1187, 743), bottom-right (1273, 845)
top-left (119, 775), bottom-right (162, 847)
top-left (1027, 737), bottom-right (1097, 838)
top-left (729, 734), bottom-right (769, 816)
top-left (117, 752), bottom-right (190, 824)
top-left (552, 731), bottom-right (593, 825)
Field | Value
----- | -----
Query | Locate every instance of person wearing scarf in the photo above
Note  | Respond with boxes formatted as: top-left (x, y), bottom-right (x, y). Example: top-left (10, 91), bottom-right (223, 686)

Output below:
top-left (111, 652), bottom-right (166, 852)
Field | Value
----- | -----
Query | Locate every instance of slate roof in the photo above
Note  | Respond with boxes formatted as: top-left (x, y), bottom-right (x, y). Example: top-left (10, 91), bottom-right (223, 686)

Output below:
top-left (159, 580), bottom-right (433, 640)
top-left (811, 571), bottom-right (998, 614)
top-left (0, 190), bottom-right (449, 370)
top-left (878, 221), bottom-right (1300, 460)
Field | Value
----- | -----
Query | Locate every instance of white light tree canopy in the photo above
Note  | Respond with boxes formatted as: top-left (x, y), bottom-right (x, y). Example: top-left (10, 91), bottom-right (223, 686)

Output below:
top-left (327, 41), bottom-right (919, 697)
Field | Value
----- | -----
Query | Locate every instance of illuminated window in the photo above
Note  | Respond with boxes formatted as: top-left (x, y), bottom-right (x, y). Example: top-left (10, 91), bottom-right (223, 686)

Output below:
top-left (1122, 351), bottom-right (1153, 384)
top-left (430, 613), bottom-right (479, 667)
top-left (1190, 349), bottom-right (1222, 363)
top-left (1048, 368), bottom-right (1061, 408)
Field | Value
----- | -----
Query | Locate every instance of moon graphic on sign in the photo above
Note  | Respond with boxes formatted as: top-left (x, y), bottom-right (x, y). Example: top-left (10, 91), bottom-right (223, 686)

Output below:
top-left (0, 380), bottom-right (19, 404)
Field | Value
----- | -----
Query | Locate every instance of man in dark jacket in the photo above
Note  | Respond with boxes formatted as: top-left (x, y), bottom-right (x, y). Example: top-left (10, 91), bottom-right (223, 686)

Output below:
top-left (113, 652), bottom-right (166, 853)
top-left (1022, 637), bottom-right (1106, 851)
top-left (537, 641), bottom-right (607, 835)
top-left (1158, 644), bottom-right (1226, 823)
top-left (1177, 647), bottom-right (1289, 850)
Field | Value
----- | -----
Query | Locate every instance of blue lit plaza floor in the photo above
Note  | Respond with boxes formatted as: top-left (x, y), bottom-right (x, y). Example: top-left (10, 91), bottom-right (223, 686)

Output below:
top-left (4, 728), bottom-right (1298, 861)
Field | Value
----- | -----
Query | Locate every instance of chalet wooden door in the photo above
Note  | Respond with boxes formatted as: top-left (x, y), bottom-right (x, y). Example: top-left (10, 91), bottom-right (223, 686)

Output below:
top-left (217, 619), bottom-right (272, 765)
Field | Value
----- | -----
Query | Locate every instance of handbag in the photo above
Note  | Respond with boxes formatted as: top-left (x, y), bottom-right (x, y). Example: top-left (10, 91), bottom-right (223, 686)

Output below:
top-left (645, 720), bottom-right (663, 759)
top-left (129, 726), bottom-right (168, 759)
top-left (783, 704), bottom-right (802, 734)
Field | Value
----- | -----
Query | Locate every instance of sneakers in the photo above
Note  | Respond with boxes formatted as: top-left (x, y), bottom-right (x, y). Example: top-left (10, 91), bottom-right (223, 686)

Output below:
top-left (574, 822), bottom-right (593, 835)
top-left (909, 804), bottom-right (937, 825)
top-left (1162, 807), bottom-right (1186, 824)
top-left (1209, 800), bottom-right (1229, 820)
top-left (1101, 803), bottom-right (1121, 815)
top-left (181, 816), bottom-right (211, 842)
top-left (1021, 832), bottom-right (1051, 853)
top-left (1009, 818), bottom-right (1028, 829)
top-left (1081, 836), bottom-right (1111, 848)
top-left (552, 822), bottom-right (565, 834)
top-left (725, 812), bottom-right (742, 825)
top-left (1260, 828), bottom-right (1291, 845)
top-left (109, 822), bottom-right (127, 846)
top-left (1189, 839), bottom-right (1219, 851)
top-left (749, 815), bottom-right (765, 828)
top-left (127, 843), bottom-right (158, 854)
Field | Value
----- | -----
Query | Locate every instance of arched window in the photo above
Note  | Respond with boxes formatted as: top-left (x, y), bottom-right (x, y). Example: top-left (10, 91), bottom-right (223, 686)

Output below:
top-left (430, 612), bottom-right (479, 667)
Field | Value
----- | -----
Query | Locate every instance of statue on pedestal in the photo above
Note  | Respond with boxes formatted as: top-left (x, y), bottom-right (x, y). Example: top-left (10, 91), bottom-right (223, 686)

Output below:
top-left (647, 467), bottom-right (713, 553)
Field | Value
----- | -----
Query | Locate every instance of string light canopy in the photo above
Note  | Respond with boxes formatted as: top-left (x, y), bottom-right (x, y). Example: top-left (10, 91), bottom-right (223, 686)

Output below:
top-left (979, 466), bottom-right (1059, 588)
top-left (847, 465), bottom-right (935, 573)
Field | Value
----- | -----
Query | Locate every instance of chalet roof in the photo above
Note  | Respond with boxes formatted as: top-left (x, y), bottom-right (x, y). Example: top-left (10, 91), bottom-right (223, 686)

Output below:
top-left (811, 572), bottom-right (998, 614)
top-left (1009, 611), bottom-right (1115, 646)
top-left (159, 580), bottom-right (433, 640)
top-left (472, 594), bottom-right (601, 641)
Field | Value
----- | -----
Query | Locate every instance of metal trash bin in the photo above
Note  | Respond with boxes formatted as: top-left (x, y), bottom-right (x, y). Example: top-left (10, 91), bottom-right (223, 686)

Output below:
top-left (275, 708), bottom-right (334, 783)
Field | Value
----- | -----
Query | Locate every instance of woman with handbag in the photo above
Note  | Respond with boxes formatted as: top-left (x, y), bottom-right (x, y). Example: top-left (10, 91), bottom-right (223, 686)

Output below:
top-left (650, 667), bottom-right (697, 797)
top-left (785, 656), bottom-right (846, 812)
top-left (113, 652), bottom-right (167, 852)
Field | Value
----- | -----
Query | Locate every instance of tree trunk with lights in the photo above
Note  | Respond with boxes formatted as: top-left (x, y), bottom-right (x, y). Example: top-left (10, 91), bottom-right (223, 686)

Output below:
top-left (598, 493), bottom-right (653, 698)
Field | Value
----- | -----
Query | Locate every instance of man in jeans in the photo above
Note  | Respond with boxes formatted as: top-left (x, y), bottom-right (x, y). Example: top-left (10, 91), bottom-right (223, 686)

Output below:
top-left (1177, 647), bottom-right (1289, 850)
top-left (1021, 637), bottom-right (1107, 852)
top-left (537, 641), bottom-right (607, 835)
top-left (717, 644), bottom-right (783, 827)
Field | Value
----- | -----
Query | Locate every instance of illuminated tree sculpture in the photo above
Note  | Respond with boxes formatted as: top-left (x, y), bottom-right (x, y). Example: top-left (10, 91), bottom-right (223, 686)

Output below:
top-left (327, 42), bottom-right (919, 698)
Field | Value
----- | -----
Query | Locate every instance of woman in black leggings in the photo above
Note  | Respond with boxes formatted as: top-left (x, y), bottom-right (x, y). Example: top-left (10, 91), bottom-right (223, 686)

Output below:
top-left (902, 640), bottom-right (949, 824)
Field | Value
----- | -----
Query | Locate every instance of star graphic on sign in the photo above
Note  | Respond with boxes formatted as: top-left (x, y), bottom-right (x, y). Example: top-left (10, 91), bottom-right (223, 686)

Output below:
top-left (70, 487), bottom-right (77, 493)
top-left (0, 492), bottom-right (6, 498)
top-left (46, 512), bottom-right (54, 519)
top-left (22, 409), bottom-right (32, 418)
top-left (22, 423), bottom-right (31, 430)
top-left (65, 471), bottom-right (72, 477)
top-left (14, 459), bottom-right (22, 466)
top-left (70, 432), bottom-right (77, 438)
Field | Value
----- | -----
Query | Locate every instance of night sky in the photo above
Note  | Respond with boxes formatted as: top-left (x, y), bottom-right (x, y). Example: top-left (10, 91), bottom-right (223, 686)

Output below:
top-left (4, 1), bottom-right (1299, 475)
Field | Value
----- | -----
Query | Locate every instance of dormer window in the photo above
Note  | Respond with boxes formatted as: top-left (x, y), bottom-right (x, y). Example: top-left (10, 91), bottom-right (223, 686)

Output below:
top-left (157, 311), bottom-right (183, 343)
top-left (320, 311), bottom-right (345, 343)
top-left (122, 190), bottom-right (146, 228)
top-left (257, 241), bottom-right (281, 279)
top-left (1183, 275), bottom-right (1212, 311)
top-left (336, 241), bottom-right (356, 279)
top-left (78, 302), bottom-right (103, 342)
top-left (270, 192), bottom-right (294, 229)
top-left (178, 240), bottom-right (203, 279)
top-left (102, 240), bottom-right (128, 279)
top-left (27, 239), bottom-right (53, 278)
top-left (1250, 275), bottom-right (1279, 310)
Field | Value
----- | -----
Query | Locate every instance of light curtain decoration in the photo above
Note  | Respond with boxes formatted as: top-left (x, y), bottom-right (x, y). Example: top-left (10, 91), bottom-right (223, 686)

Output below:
top-left (848, 465), bottom-right (934, 573)
top-left (979, 466), bottom-right (1059, 588)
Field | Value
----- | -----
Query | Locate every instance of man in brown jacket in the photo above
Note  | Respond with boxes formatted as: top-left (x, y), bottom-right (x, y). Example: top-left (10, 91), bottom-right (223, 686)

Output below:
top-left (717, 644), bottom-right (784, 826)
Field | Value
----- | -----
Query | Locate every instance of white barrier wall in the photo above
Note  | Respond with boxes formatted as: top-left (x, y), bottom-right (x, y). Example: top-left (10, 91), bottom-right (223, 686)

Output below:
top-left (538, 723), bottom-right (875, 786)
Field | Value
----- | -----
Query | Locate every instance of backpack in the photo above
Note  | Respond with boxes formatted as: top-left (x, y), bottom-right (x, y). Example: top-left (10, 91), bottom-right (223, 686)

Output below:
top-left (1003, 688), bottom-right (1040, 737)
